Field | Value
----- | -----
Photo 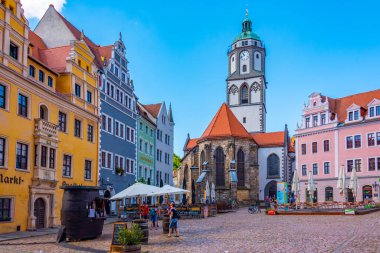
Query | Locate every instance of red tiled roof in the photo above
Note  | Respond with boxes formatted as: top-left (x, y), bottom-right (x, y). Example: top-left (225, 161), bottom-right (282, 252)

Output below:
top-left (185, 138), bottom-right (199, 151)
top-left (53, 7), bottom-right (103, 68)
top-left (330, 89), bottom-right (380, 123)
top-left (143, 103), bottom-right (162, 118)
top-left (250, 131), bottom-right (285, 147)
top-left (39, 46), bottom-right (71, 73)
top-left (28, 30), bottom-right (47, 62)
top-left (200, 103), bottom-right (251, 140)
top-left (29, 30), bottom-right (47, 50)
top-left (98, 45), bottom-right (113, 61)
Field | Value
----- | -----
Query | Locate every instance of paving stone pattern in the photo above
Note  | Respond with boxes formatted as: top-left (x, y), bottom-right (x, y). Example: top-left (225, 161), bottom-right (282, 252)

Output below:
top-left (0, 209), bottom-right (379, 253)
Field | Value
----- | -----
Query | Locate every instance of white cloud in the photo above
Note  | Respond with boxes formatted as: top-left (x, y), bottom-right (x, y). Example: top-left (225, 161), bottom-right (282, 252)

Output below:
top-left (21, 0), bottom-right (66, 19)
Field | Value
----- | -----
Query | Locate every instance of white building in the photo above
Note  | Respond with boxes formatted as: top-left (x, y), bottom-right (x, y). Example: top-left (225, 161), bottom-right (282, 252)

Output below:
top-left (144, 102), bottom-right (174, 186)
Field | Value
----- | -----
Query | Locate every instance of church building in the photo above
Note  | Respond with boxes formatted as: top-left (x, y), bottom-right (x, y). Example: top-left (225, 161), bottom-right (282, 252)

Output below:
top-left (178, 11), bottom-right (294, 204)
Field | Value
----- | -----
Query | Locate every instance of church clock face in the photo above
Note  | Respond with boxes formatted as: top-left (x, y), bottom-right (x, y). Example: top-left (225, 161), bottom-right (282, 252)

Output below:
top-left (240, 50), bottom-right (249, 61)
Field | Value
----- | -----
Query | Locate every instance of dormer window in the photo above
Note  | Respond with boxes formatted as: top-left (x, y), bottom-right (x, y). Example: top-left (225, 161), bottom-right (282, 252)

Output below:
top-left (369, 106), bottom-right (380, 117)
top-left (348, 110), bottom-right (359, 121)
top-left (369, 107), bottom-right (374, 117)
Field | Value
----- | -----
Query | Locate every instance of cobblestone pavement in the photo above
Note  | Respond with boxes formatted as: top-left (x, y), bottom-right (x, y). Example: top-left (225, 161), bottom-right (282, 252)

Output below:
top-left (0, 209), bottom-right (379, 253)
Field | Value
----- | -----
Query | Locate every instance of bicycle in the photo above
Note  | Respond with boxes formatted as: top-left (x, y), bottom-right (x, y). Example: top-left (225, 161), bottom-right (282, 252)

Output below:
top-left (248, 205), bottom-right (261, 214)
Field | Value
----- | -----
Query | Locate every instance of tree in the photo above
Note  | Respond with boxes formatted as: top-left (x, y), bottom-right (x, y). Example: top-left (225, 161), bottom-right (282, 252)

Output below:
top-left (173, 153), bottom-right (181, 171)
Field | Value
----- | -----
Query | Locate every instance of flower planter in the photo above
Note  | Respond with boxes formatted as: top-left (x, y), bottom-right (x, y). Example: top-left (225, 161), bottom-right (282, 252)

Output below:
top-left (132, 219), bottom-right (149, 244)
top-left (121, 244), bottom-right (141, 253)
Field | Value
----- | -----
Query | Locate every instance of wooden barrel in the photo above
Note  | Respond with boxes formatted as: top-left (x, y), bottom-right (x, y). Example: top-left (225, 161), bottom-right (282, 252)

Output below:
top-left (61, 186), bottom-right (105, 241)
top-left (162, 215), bottom-right (170, 234)
top-left (132, 219), bottom-right (149, 244)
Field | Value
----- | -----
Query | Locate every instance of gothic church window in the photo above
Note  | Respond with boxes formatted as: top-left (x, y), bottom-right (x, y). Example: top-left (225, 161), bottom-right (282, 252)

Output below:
top-left (267, 154), bottom-right (280, 178)
top-left (215, 147), bottom-right (225, 186)
top-left (237, 149), bottom-right (245, 186)
top-left (241, 85), bottom-right (249, 104)
top-left (200, 150), bottom-right (205, 169)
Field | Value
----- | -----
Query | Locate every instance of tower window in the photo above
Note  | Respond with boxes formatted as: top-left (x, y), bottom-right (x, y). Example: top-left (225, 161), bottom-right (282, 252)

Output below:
top-left (241, 85), bottom-right (249, 104)
top-left (242, 65), bottom-right (247, 72)
top-left (243, 117), bottom-right (246, 123)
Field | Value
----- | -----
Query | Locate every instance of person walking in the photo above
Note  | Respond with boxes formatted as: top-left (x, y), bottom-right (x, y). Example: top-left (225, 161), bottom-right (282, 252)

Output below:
top-left (149, 205), bottom-right (157, 230)
top-left (141, 202), bottom-right (149, 220)
top-left (168, 202), bottom-right (179, 237)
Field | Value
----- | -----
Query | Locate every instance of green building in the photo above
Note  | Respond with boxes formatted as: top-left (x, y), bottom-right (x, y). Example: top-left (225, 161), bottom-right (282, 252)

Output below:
top-left (137, 103), bottom-right (156, 186)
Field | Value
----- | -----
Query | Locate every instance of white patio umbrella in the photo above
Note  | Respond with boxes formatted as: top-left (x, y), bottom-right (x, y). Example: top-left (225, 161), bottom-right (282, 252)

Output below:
top-left (205, 180), bottom-right (210, 203)
top-left (110, 182), bottom-right (160, 200)
top-left (307, 171), bottom-right (315, 204)
top-left (337, 165), bottom-right (346, 201)
top-left (147, 185), bottom-right (190, 196)
top-left (349, 166), bottom-right (358, 202)
top-left (291, 170), bottom-right (300, 196)
top-left (211, 183), bottom-right (216, 203)
top-left (291, 170), bottom-right (300, 208)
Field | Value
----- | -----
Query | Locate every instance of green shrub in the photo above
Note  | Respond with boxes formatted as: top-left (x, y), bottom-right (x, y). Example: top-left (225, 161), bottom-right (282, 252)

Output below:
top-left (118, 223), bottom-right (143, 246)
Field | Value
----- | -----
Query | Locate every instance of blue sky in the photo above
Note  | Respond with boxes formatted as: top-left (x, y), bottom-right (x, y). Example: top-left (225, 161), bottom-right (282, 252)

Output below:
top-left (28, 0), bottom-right (380, 156)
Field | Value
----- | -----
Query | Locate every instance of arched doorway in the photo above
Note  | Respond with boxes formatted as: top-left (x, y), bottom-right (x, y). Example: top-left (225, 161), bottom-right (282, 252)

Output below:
top-left (363, 185), bottom-right (373, 200)
top-left (264, 181), bottom-right (277, 198)
top-left (34, 198), bottom-right (45, 229)
top-left (104, 190), bottom-right (111, 215)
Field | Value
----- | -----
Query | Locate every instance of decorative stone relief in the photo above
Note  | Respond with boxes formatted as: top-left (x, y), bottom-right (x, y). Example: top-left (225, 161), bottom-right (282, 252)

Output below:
top-left (251, 82), bottom-right (260, 93)
top-left (228, 85), bottom-right (238, 95)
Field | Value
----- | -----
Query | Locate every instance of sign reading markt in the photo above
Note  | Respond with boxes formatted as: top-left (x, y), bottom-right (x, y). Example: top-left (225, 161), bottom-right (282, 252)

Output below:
top-left (0, 173), bottom-right (24, 184)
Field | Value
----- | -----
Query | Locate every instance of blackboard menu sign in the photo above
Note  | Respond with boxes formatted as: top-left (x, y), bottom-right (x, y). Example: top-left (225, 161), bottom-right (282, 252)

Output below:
top-left (110, 222), bottom-right (127, 251)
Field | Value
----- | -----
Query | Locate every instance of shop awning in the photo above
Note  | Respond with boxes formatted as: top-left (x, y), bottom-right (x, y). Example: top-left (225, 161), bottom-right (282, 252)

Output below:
top-left (196, 171), bottom-right (207, 183)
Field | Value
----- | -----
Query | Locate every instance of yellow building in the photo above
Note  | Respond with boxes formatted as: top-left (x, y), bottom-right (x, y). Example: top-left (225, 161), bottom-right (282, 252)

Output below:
top-left (0, 0), bottom-right (100, 233)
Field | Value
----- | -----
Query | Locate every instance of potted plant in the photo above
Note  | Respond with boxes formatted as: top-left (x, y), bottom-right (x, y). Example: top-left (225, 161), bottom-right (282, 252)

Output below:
top-left (118, 223), bottom-right (144, 253)
top-left (115, 167), bottom-right (124, 176)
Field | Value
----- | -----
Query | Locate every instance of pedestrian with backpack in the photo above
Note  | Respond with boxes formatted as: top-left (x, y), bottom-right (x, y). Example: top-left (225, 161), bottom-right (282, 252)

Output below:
top-left (149, 205), bottom-right (157, 230)
top-left (168, 202), bottom-right (180, 237)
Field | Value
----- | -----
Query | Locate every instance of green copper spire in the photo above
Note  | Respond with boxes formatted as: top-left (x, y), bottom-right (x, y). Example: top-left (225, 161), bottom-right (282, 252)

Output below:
top-left (233, 9), bottom-right (260, 43)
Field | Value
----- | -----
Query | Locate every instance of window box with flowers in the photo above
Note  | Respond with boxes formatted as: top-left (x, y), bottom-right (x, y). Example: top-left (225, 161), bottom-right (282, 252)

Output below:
top-left (115, 167), bottom-right (124, 176)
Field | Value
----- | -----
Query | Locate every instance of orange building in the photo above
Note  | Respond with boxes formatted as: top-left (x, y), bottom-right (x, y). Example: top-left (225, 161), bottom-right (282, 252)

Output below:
top-left (0, 0), bottom-right (100, 233)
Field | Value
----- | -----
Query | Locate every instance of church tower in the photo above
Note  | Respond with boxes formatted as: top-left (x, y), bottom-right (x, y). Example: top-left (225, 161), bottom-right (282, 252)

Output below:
top-left (226, 10), bottom-right (266, 133)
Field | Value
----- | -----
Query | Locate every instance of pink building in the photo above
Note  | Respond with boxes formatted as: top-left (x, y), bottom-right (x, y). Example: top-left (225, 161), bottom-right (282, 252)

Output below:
top-left (295, 90), bottom-right (380, 203)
